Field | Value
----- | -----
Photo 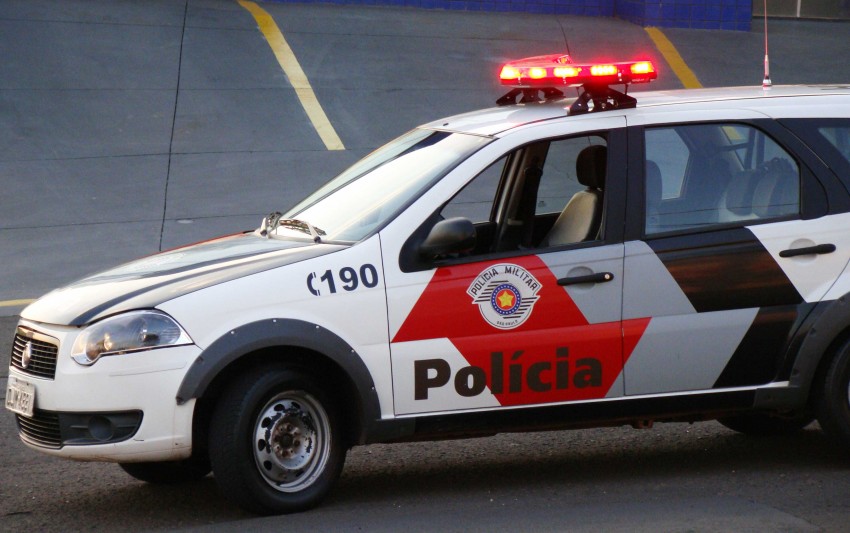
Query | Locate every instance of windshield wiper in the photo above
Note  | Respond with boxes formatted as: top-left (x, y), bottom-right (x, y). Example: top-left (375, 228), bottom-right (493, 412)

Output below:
top-left (260, 211), bottom-right (325, 243)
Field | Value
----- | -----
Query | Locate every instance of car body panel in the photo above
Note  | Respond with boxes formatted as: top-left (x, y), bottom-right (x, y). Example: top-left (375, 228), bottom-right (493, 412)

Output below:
top-left (21, 232), bottom-right (344, 327)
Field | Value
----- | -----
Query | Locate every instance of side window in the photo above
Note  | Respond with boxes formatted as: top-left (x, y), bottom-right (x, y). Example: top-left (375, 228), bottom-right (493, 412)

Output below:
top-left (644, 123), bottom-right (800, 235)
top-left (818, 125), bottom-right (850, 165)
top-left (645, 128), bottom-right (688, 199)
top-left (441, 156), bottom-right (505, 223)
top-left (437, 134), bottom-right (608, 257)
top-left (536, 136), bottom-right (606, 216)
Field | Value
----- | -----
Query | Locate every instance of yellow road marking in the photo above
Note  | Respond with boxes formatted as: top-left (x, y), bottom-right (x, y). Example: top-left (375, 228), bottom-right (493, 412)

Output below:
top-left (0, 299), bottom-right (35, 307)
top-left (645, 27), bottom-right (703, 89)
top-left (237, 0), bottom-right (345, 151)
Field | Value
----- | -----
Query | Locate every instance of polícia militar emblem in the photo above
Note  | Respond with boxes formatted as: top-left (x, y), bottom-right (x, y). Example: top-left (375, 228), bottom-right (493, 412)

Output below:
top-left (467, 263), bottom-right (541, 329)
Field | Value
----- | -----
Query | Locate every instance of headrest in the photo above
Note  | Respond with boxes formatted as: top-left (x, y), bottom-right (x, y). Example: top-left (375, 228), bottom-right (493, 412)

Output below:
top-left (724, 172), bottom-right (756, 216)
top-left (752, 171), bottom-right (797, 218)
top-left (576, 145), bottom-right (607, 189)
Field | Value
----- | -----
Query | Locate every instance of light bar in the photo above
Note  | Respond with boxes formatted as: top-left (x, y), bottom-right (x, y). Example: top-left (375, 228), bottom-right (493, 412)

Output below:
top-left (499, 54), bottom-right (657, 88)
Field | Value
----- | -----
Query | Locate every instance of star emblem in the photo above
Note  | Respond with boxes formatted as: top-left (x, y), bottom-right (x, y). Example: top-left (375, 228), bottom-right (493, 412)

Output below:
top-left (497, 290), bottom-right (515, 309)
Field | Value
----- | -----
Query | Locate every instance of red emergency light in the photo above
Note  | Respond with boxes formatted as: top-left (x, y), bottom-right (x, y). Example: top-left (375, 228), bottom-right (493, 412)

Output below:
top-left (495, 54), bottom-right (658, 113)
top-left (499, 54), bottom-right (657, 88)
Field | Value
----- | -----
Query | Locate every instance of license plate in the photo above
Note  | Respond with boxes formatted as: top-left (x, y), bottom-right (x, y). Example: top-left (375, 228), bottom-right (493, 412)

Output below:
top-left (5, 376), bottom-right (35, 418)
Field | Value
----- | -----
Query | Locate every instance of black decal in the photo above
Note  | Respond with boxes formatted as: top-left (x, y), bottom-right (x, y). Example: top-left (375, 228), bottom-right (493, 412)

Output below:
top-left (649, 228), bottom-right (802, 312)
top-left (713, 304), bottom-right (813, 388)
top-left (320, 269), bottom-right (336, 294)
top-left (556, 347), bottom-right (569, 389)
top-left (306, 272), bottom-right (320, 296)
top-left (414, 359), bottom-right (451, 400)
top-left (455, 366), bottom-right (487, 397)
top-left (509, 350), bottom-right (524, 393)
top-left (574, 358), bottom-right (602, 388)
top-left (308, 264), bottom-right (378, 295)
top-left (490, 351), bottom-right (504, 394)
top-left (340, 266), bottom-right (359, 291)
top-left (527, 362), bottom-right (552, 392)
top-left (360, 264), bottom-right (379, 288)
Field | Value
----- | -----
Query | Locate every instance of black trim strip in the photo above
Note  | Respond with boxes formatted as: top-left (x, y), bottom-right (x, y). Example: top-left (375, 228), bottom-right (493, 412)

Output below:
top-left (648, 227), bottom-right (803, 313)
top-left (26, 242), bottom-right (345, 327)
top-left (713, 303), bottom-right (816, 388)
top-left (380, 390), bottom-right (757, 442)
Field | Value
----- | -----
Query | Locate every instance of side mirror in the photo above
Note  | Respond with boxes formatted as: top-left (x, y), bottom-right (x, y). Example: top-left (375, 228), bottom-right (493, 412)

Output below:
top-left (419, 217), bottom-right (476, 260)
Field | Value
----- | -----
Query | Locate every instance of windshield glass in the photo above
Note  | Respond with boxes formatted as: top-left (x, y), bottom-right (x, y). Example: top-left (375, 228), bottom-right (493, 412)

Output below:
top-left (277, 129), bottom-right (491, 242)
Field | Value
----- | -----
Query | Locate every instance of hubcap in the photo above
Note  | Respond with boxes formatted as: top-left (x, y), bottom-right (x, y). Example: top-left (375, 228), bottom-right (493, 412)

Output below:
top-left (253, 391), bottom-right (331, 492)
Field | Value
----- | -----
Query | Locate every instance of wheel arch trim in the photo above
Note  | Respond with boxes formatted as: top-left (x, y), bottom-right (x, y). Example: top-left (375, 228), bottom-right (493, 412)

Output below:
top-left (175, 319), bottom-right (382, 443)
top-left (788, 294), bottom-right (850, 401)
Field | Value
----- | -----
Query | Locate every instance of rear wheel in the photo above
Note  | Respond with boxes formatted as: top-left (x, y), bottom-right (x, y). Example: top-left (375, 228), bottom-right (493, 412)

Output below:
top-left (119, 458), bottom-right (211, 484)
top-left (209, 365), bottom-right (345, 515)
top-left (717, 413), bottom-right (813, 436)
top-left (817, 342), bottom-right (850, 447)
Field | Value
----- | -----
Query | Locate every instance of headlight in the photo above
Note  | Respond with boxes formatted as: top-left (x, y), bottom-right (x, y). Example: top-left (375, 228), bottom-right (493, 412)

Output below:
top-left (71, 310), bottom-right (193, 366)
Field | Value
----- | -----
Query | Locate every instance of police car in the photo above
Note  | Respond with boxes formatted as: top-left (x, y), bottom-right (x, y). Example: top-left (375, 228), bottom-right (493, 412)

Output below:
top-left (7, 54), bottom-right (850, 515)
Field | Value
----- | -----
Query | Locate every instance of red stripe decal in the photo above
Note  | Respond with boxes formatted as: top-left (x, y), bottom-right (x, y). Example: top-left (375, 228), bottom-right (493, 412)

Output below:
top-left (394, 256), bottom-right (651, 406)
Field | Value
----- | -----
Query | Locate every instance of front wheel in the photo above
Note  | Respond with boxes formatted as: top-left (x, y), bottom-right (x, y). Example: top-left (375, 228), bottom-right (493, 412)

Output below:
top-left (209, 365), bottom-right (345, 515)
top-left (817, 342), bottom-right (850, 447)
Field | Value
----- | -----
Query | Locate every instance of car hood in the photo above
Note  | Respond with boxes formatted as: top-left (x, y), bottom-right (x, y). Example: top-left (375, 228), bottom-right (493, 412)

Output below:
top-left (22, 232), bottom-right (346, 326)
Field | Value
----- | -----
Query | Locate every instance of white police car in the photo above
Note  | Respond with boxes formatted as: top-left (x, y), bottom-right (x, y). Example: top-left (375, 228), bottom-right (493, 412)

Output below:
top-left (8, 55), bottom-right (850, 514)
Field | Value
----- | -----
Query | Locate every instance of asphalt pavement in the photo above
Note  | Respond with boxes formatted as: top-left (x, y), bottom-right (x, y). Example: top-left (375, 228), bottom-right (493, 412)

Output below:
top-left (2, 1), bottom-right (850, 531)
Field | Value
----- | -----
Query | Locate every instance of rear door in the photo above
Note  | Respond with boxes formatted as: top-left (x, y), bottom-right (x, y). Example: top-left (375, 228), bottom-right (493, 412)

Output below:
top-left (622, 117), bottom-right (850, 395)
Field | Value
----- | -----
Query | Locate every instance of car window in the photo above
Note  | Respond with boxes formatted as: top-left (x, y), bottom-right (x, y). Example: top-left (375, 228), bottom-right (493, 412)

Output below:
top-left (285, 129), bottom-right (491, 242)
top-left (818, 125), bottom-right (850, 166)
top-left (439, 134), bottom-right (607, 255)
top-left (440, 156), bottom-right (505, 223)
top-left (536, 136), bottom-right (606, 215)
top-left (644, 123), bottom-right (800, 235)
top-left (645, 128), bottom-right (688, 199)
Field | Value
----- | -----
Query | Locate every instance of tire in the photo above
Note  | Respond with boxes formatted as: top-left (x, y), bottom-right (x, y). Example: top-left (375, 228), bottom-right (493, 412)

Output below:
top-left (119, 458), bottom-right (211, 484)
top-left (817, 342), bottom-right (850, 447)
top-left (208, 365), bottom-right (345, 515)
top-left (717, 413), bottom-right (813, 436)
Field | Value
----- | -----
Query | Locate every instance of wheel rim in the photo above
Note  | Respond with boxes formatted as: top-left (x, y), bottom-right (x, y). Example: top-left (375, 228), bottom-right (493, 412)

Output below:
top-left (252, 391), bottom-right (331, 493)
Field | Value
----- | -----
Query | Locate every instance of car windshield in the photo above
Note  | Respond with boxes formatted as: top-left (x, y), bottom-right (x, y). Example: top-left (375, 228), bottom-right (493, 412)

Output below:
top-left (277, 129), bottom-right (491, 242)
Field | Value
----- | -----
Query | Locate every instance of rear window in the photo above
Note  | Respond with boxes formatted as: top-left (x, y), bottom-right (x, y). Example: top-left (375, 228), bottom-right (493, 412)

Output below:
top-left (644, 123), bottom-right (800, 235)
top-left (818, 125), bottom-right (850, 165)
top-left (780, 118), bottom-right (850, 189)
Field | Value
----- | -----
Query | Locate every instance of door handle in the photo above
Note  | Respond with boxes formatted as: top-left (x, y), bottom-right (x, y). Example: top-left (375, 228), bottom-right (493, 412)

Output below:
top-left (557, 272), bottom-right (614, 286)
top-left (779, 243), bottom-right (836, 258)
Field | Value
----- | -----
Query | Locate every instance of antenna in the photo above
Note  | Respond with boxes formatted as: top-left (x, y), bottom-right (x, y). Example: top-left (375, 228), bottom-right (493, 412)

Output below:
top-left (762, 0), bottom-right (772, 88)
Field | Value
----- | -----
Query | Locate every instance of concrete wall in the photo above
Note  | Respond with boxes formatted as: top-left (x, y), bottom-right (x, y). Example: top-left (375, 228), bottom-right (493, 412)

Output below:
top-left (265, 0), bottom-right (753, 30)
top-left (617, 0), bottom-right (752, 29)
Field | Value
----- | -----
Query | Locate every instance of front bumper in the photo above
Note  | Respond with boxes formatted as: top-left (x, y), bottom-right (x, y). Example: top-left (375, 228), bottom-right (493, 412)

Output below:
top-left (7, 319), bottom-right (201, 462)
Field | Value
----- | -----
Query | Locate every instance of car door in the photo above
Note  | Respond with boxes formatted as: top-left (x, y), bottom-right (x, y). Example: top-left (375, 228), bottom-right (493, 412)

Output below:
top-left (622, 118), bottom-right (850, 396)
top-left (381, 120), bottom-right (647, 416)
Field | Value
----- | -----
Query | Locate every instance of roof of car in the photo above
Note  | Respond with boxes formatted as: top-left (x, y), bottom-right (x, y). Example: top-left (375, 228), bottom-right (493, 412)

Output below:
top-left (424, 85), bottom-right (850, 137)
